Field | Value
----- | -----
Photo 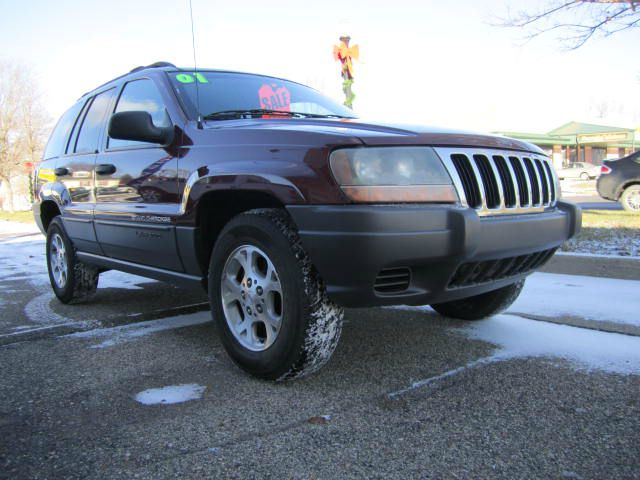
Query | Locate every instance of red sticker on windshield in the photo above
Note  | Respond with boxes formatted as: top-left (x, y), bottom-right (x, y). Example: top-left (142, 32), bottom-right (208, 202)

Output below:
top-left (258, 84), bottom-right (291, 112)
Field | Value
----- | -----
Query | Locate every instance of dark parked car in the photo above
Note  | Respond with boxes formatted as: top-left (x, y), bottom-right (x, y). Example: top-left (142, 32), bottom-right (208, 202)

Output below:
top-left (597, 151), bottom-right (640, 212)
top-left (33, 62), bottom-right (581, 380)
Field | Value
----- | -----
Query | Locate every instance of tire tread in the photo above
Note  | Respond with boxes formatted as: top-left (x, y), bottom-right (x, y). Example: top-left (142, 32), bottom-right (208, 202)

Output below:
top-left (47, 217), bottom-right (99, 304)
top-left (431, 280), bottom-right (525, 321)
top-left (245, 209), bottom-right (344, 381)
top-left (211, 208), bottom-right (344, 381)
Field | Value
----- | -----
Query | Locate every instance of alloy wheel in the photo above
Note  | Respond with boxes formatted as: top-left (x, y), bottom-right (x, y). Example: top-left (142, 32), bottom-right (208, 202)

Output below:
top-left (49, 233), bottom-right (68, 289)
top-left (624, 188), bottom-right (640, 211)
top-left (220, 244), bottom-right (283, 351)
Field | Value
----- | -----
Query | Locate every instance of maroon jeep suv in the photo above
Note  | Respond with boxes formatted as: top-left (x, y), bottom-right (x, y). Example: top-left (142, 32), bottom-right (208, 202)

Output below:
top-left (34, 62), bottom-right (581, 380)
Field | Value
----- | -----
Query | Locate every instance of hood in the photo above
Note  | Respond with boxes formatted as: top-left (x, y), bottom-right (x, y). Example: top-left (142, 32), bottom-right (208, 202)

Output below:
top-left (204, 117), bottom-right (544, 154)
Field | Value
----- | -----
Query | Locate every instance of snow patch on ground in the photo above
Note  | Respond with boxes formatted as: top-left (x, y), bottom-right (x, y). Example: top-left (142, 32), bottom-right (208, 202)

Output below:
top-left (0, 231), bottom-right (157, 290)
top-left (0, 236), bottom-right (48, 287)
top-left (459, 314), bottom-right (640, 375)
top-left (393, 272), bottom-right (640, 329)
top-left (390, 314), bottom-right (640, 397)
top-left (508, 272), bottom-right (640, 327)
top-left (25, 292), bottom-right (74, 325)
top-left (98, 271), bottom-right (156, 290)
top-left (65, 311), bottom-right (211, 348)
top-left (135, 384), bottom-right (206, 405)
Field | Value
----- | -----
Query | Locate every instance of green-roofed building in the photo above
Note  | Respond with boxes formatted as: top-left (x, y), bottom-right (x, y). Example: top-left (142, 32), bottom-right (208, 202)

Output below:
top-left (494, 121), bottom-right (638, 169)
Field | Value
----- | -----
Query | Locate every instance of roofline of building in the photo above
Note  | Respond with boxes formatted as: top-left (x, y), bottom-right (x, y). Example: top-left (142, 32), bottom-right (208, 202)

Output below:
top-left (547, 120), bottom-right (633, 136)
top-left (495, 122), bottom-right (637, 148)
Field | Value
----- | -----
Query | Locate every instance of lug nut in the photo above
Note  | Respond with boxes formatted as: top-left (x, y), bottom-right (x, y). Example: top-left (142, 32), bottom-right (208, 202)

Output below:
top-left (246, 306), bottom-right (252, 315)
top-left (256, 305), bottom-right (263, 314)
top-left (247, 278), bottom-right (252, 287)
top-left (256, 286), bottom-right (263, 295)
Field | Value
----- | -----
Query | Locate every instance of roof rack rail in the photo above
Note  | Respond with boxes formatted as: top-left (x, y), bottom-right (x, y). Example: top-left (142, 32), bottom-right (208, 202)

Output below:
top-left (129, 61), bottom-right (177, 74)
top-left (79, 62), bottom-right (179, 99)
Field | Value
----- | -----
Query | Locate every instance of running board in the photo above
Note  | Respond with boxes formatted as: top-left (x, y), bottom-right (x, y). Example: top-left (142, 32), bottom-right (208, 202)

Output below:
top-left (76, 252), bottom-right (204, 289)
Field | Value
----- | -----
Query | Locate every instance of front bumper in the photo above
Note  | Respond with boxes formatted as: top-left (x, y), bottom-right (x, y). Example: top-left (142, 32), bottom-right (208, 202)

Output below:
top-left (286, 201), bottom-right (581, 308)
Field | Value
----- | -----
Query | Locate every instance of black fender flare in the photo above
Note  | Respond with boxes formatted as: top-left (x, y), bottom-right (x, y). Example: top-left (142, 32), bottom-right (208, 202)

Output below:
top-left (180, 170), bottom-right (306, 216)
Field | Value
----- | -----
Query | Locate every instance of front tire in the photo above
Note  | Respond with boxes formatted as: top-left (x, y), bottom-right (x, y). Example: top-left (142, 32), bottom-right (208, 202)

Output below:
top-left (46, 217), bottom-right (99, 304)
top-left (431, 280), bottom-right (525, 320)
top-left (580, 172), bottom-right (590, 180)
top-left (208, 209), bottom-right (344, 381)
top-left (620, 185), bottom-right (640, 212)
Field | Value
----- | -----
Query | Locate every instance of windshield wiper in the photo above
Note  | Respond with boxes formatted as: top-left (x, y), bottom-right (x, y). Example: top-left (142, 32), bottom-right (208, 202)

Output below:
top-left (202, 109), bottom-right (353, 120)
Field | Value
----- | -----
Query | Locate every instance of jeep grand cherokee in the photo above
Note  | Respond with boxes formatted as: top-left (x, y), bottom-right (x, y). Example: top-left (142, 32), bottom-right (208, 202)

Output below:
top-left (34, 62), bottom-right (581, 380)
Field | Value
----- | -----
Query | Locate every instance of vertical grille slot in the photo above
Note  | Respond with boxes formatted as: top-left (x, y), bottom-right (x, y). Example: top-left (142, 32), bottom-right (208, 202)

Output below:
top-left (448, 248), bottom-right (557, 288)
top-left (450, 263), bottom-right (477, 286)
top-left (504, 254), bottom-right (531, 277)
top-left (508, 156), bottom-right (529, 206)
top-left (543, 161), bottom-right (556, 203)
top-left (522, 158), bottom-right (541, 205)
top-left (534, 159), bottom-right (550, 205)
top-left (520, 250), bottom-right (546, 272)
top-left (493, 156), bottom-right (517, 207)
top-left (473, 155), bottom-right (500, 209)
top-left (451, 154), bottom-right (482, 208)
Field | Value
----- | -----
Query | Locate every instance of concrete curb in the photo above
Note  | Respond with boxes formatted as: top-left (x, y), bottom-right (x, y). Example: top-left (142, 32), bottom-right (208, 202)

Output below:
top-left (509, 311), bottom-right (640, 337)
top-left (541, 252), bottom-right (640, 280)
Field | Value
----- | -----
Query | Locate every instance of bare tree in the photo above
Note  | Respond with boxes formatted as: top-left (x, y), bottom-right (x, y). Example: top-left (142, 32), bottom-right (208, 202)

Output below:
top-left (591, 99), bottom-right (610, 118)
top-left (497, 1), bottom-right (639, 49)
top-left (0, 61), bottom-right (49, 212)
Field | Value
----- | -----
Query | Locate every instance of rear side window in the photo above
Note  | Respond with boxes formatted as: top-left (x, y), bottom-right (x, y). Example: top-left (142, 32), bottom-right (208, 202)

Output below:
top-left (43, 102), bottom-right (83, 160)
top-left (108, 79), bottom-right (170, 149)
top-left (74, 88), bottom-right (115, 154)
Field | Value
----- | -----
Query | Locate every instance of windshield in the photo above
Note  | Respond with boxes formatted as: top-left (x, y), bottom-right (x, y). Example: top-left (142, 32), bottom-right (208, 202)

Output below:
top-left (168, 71), bottom-right (355, 120)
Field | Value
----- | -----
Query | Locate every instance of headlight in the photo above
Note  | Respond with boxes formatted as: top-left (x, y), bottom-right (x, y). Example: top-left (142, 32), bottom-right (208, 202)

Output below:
top-left (329, 147), bottom-right (458, 203)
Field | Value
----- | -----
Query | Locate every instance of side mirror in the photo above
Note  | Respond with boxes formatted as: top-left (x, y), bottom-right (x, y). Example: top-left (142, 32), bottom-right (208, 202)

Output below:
top-left (108, 111), bottom-right (174, 146)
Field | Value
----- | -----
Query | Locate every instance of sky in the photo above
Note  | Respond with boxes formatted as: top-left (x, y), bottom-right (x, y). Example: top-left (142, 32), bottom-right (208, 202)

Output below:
top-left (1, 0), bottom-right (638, 134)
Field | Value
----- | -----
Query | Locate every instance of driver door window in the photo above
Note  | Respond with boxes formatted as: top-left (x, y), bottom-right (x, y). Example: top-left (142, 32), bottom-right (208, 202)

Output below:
top-left (108, 79), bottom-right (170, 150)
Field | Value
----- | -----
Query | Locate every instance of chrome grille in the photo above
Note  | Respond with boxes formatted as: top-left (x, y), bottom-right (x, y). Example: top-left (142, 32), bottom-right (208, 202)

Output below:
top-left (435, 148), bottom-right (559, 216)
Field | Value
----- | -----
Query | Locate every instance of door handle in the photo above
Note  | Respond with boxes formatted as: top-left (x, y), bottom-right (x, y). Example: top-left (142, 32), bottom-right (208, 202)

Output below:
top-left (54, 167), bottom-right (69, 176)
top-left (95, 164), bottom-right (116, 175)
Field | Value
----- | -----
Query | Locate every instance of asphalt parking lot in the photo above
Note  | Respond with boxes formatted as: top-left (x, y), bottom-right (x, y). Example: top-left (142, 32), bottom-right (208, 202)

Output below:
top-left (1, 226), bottom-right (639, 479)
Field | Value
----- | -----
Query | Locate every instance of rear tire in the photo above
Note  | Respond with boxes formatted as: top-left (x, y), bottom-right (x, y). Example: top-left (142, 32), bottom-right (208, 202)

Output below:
top-left (620, 185), bottom-right (640, 212)
top-left (431, 280), bottom-right (525, 320)
top-left (208, 208), bottom-right (344, 381)
top-left (46, 217), bottom-right (99, 304)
